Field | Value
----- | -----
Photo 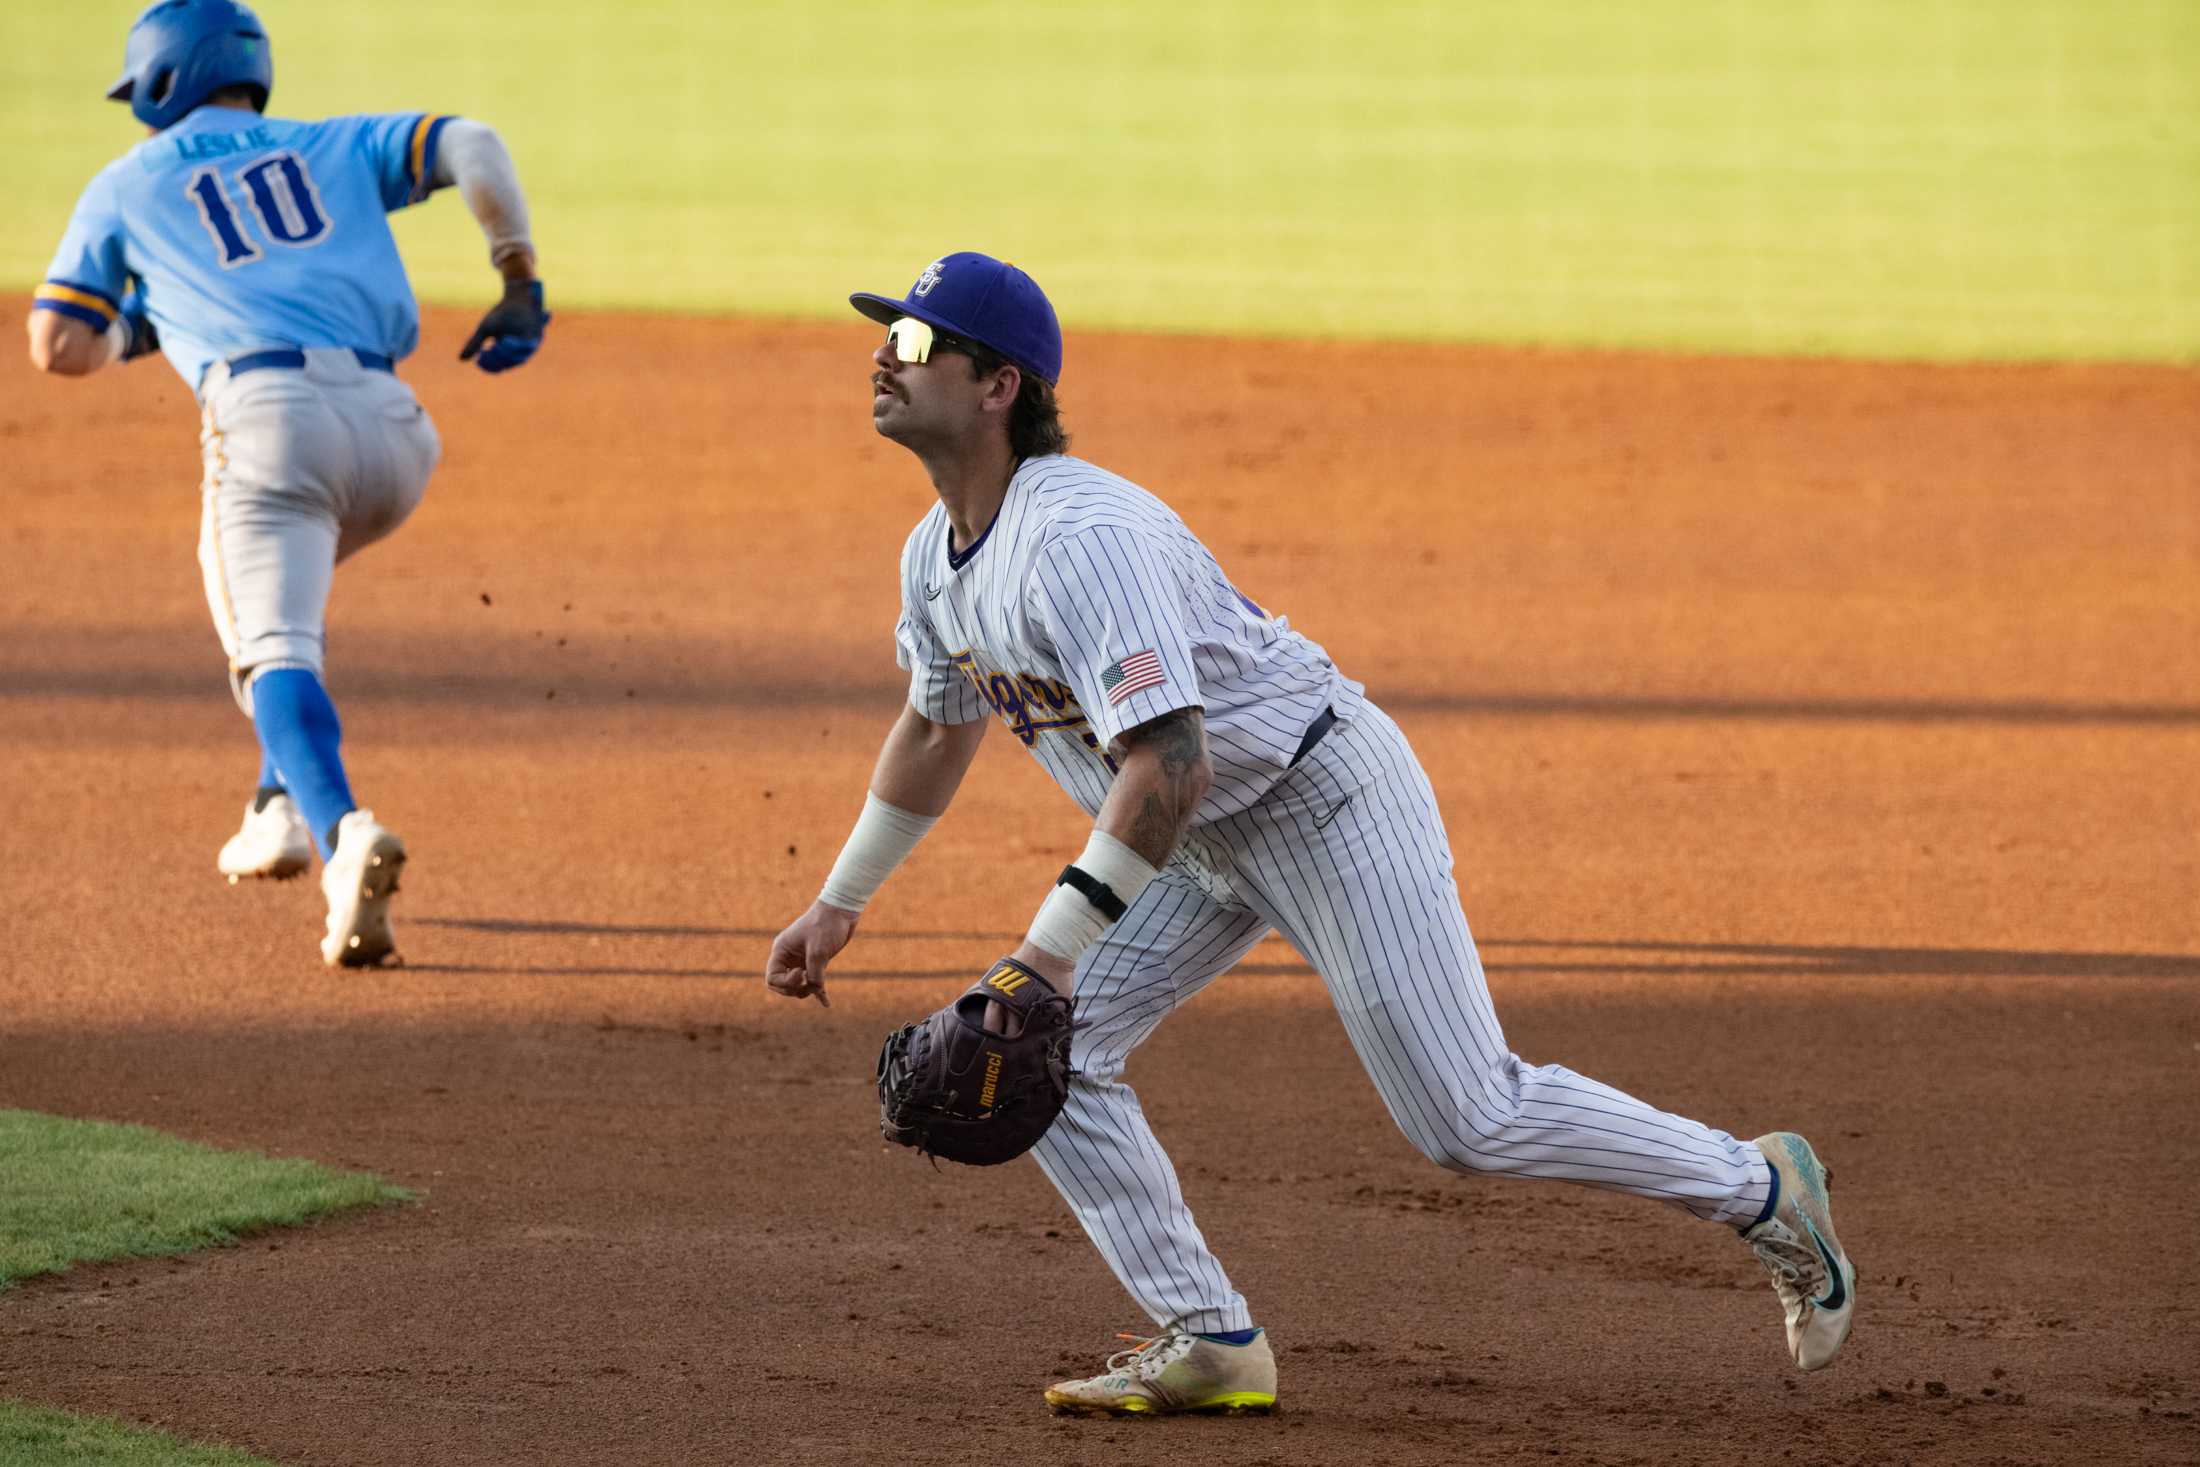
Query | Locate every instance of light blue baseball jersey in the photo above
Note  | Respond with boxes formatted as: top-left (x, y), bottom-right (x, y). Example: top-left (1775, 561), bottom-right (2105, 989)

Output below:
top-left (35, 107), bottom-right (455, 393)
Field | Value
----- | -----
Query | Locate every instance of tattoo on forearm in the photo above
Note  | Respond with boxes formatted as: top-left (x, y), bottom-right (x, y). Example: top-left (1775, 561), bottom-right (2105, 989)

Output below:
top-left (1121, 710), bottom-right (1208, 863)
top-left (1150, 710), bottom-right (1205, 777)
top-left (1127, 790), bottom-right (1179, 862)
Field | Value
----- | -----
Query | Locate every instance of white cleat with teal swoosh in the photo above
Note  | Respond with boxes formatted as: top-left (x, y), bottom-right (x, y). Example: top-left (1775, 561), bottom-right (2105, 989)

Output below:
top-left (1745, 1132), bottom-right (1857, 1370)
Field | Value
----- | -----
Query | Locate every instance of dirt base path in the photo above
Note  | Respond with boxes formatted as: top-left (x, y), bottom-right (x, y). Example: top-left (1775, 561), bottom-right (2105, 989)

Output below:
top-left (3, 306), bottom-right (2195, 1466)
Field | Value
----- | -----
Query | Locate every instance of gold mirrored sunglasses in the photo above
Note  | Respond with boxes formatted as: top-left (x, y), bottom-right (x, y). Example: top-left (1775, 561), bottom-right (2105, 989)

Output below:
top-left (885, 315), bottom-right (979, 366)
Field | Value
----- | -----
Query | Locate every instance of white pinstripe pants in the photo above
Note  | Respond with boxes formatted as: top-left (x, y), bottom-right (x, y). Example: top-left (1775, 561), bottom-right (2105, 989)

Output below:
top-left (1031, 702), bottom-right (1773, 1334)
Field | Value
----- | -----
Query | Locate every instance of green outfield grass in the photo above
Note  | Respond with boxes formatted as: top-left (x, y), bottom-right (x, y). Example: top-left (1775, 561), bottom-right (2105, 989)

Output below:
top-left (0, 1110), bottom-right (406, 1289)
top-left (0, 1402), bottom-right (281, 1467)
top-left (3, 0), bottom-right (2193, 361)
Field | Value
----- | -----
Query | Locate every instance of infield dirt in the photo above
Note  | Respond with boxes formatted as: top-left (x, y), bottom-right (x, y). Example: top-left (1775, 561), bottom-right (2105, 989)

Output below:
top-left (3, 305), bottom-right (2196, 1466)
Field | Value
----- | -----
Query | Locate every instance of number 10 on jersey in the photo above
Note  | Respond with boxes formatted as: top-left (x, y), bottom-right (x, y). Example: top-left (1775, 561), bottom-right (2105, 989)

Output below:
top-left (187, 151), bottom-right (332, 267)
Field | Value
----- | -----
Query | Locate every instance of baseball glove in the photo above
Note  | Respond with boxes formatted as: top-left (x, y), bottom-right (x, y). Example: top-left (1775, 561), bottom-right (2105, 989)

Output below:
top-left (877, 957), bottom-right (1075, 1166)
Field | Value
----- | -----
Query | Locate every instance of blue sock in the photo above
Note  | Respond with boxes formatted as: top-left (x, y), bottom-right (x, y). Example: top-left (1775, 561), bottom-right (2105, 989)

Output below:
top-left (250, 668), bottom-right (355, 860)
top-left (1745, 1155), bottom-right (1782, 1232)
top-left (1196, 1327), bottom-right (1262, 1347)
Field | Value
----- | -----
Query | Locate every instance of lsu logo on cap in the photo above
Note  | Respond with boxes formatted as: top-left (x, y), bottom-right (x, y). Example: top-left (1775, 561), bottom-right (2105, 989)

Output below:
top-left (913, 259), bottom-right (945, 297)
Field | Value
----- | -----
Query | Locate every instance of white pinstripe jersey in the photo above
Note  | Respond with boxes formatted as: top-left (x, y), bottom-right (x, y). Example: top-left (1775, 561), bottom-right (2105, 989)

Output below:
top-left (896, 454), bottom-right (1364, 824)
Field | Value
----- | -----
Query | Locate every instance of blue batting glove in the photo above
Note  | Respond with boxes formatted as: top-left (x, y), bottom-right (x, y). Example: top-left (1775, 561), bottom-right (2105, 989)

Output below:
top-left (118, 285), bottom-right (159, 363)
top-left (460, 279), bottom-right (550, 374)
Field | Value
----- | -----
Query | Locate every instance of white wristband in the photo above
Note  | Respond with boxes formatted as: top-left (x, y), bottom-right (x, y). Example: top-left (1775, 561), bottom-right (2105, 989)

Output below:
top-left (817, 793), bottom-right (938, 914)
top-left (1026, 831), bottom-right (1160, 963)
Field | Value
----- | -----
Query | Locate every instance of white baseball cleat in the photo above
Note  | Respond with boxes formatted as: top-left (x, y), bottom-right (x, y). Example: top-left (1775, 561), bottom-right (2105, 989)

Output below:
top-left (1745, 1131), bottom-right (1857, 1371)
top-left (1045, 1328), bottom-right (1278, 1416)
top-left (216, 794), bottom-right (313, 883)
top-left (319, 809), bottom-right (406, 968)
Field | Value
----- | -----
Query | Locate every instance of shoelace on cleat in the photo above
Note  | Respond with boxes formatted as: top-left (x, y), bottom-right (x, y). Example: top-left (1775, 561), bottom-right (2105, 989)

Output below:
top-left (1748, 1218), bottom-right (1826, 1301)
top-left (1103, 1330), bottom-right (1194, 1379)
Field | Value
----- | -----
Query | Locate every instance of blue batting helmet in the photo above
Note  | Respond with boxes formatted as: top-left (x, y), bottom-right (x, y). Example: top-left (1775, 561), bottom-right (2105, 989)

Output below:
top-left (106, 0), bottom-right (273, 132)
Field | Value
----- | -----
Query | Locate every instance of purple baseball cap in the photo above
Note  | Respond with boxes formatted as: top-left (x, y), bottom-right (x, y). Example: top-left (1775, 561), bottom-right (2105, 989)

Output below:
top-left (851, 251), bottom-right (1063, 385)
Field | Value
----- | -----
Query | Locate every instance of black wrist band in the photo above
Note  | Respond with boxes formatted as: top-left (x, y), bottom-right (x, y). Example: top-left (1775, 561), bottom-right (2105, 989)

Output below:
top-left (1056, 863), bottom-right (1127, 922)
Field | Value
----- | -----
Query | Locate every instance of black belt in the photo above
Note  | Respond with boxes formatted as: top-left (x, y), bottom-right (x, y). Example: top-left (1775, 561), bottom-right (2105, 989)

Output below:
top-left (227, 347), bottom-right (395, 377)
top-left (1289, 705), bottom-right (1337, 767)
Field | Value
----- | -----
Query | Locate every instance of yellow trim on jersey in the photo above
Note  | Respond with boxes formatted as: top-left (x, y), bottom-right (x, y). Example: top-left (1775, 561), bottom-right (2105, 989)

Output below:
top-left (408, 113), bottom-right (449, 188)
top-left (34, 283), bottom-right (118, 326)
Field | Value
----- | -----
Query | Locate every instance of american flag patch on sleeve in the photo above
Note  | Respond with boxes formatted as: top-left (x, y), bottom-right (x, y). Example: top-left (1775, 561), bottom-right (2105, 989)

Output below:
top-left (1099, 649), bottom-right (1166, 706)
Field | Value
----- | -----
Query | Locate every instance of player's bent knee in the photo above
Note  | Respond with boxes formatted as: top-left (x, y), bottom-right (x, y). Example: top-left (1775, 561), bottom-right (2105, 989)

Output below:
top-left (1424, 1141), bottom-right (1486, 1175)
top-left (233, 656), bottom-right (322, 716)
top-left (1400, 1117), bottom-right (1520, 1176)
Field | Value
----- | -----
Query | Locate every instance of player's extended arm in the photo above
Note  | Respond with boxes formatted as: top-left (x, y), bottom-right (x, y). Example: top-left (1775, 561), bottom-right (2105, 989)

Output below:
top-left (27, 287), bottom-right (158, 378)
top-left (1093, 708), bottom-right (1213, 867)
top-left (867, 701), bottom-right (991, 817)
top-left (1005, 707), bottom-right (1211, 991)
top-left (763, 705), bottom-right (989, 1006)
top-left (434, 120), bottom-right (551, 373)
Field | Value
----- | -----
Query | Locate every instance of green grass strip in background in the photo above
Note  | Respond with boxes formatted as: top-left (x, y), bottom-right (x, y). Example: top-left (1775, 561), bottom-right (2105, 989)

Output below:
top-left (0, 1402), bottom-right (281, 1467)
top-left (0, 1109), bottom-right (405, 1289)
top-left (3, 0), bottom-right (2194, 362)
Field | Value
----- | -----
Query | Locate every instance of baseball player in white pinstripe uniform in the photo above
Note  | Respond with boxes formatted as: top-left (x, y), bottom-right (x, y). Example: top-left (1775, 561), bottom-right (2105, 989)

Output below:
top-left (765, 252), bottom-right (1856, 1415)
